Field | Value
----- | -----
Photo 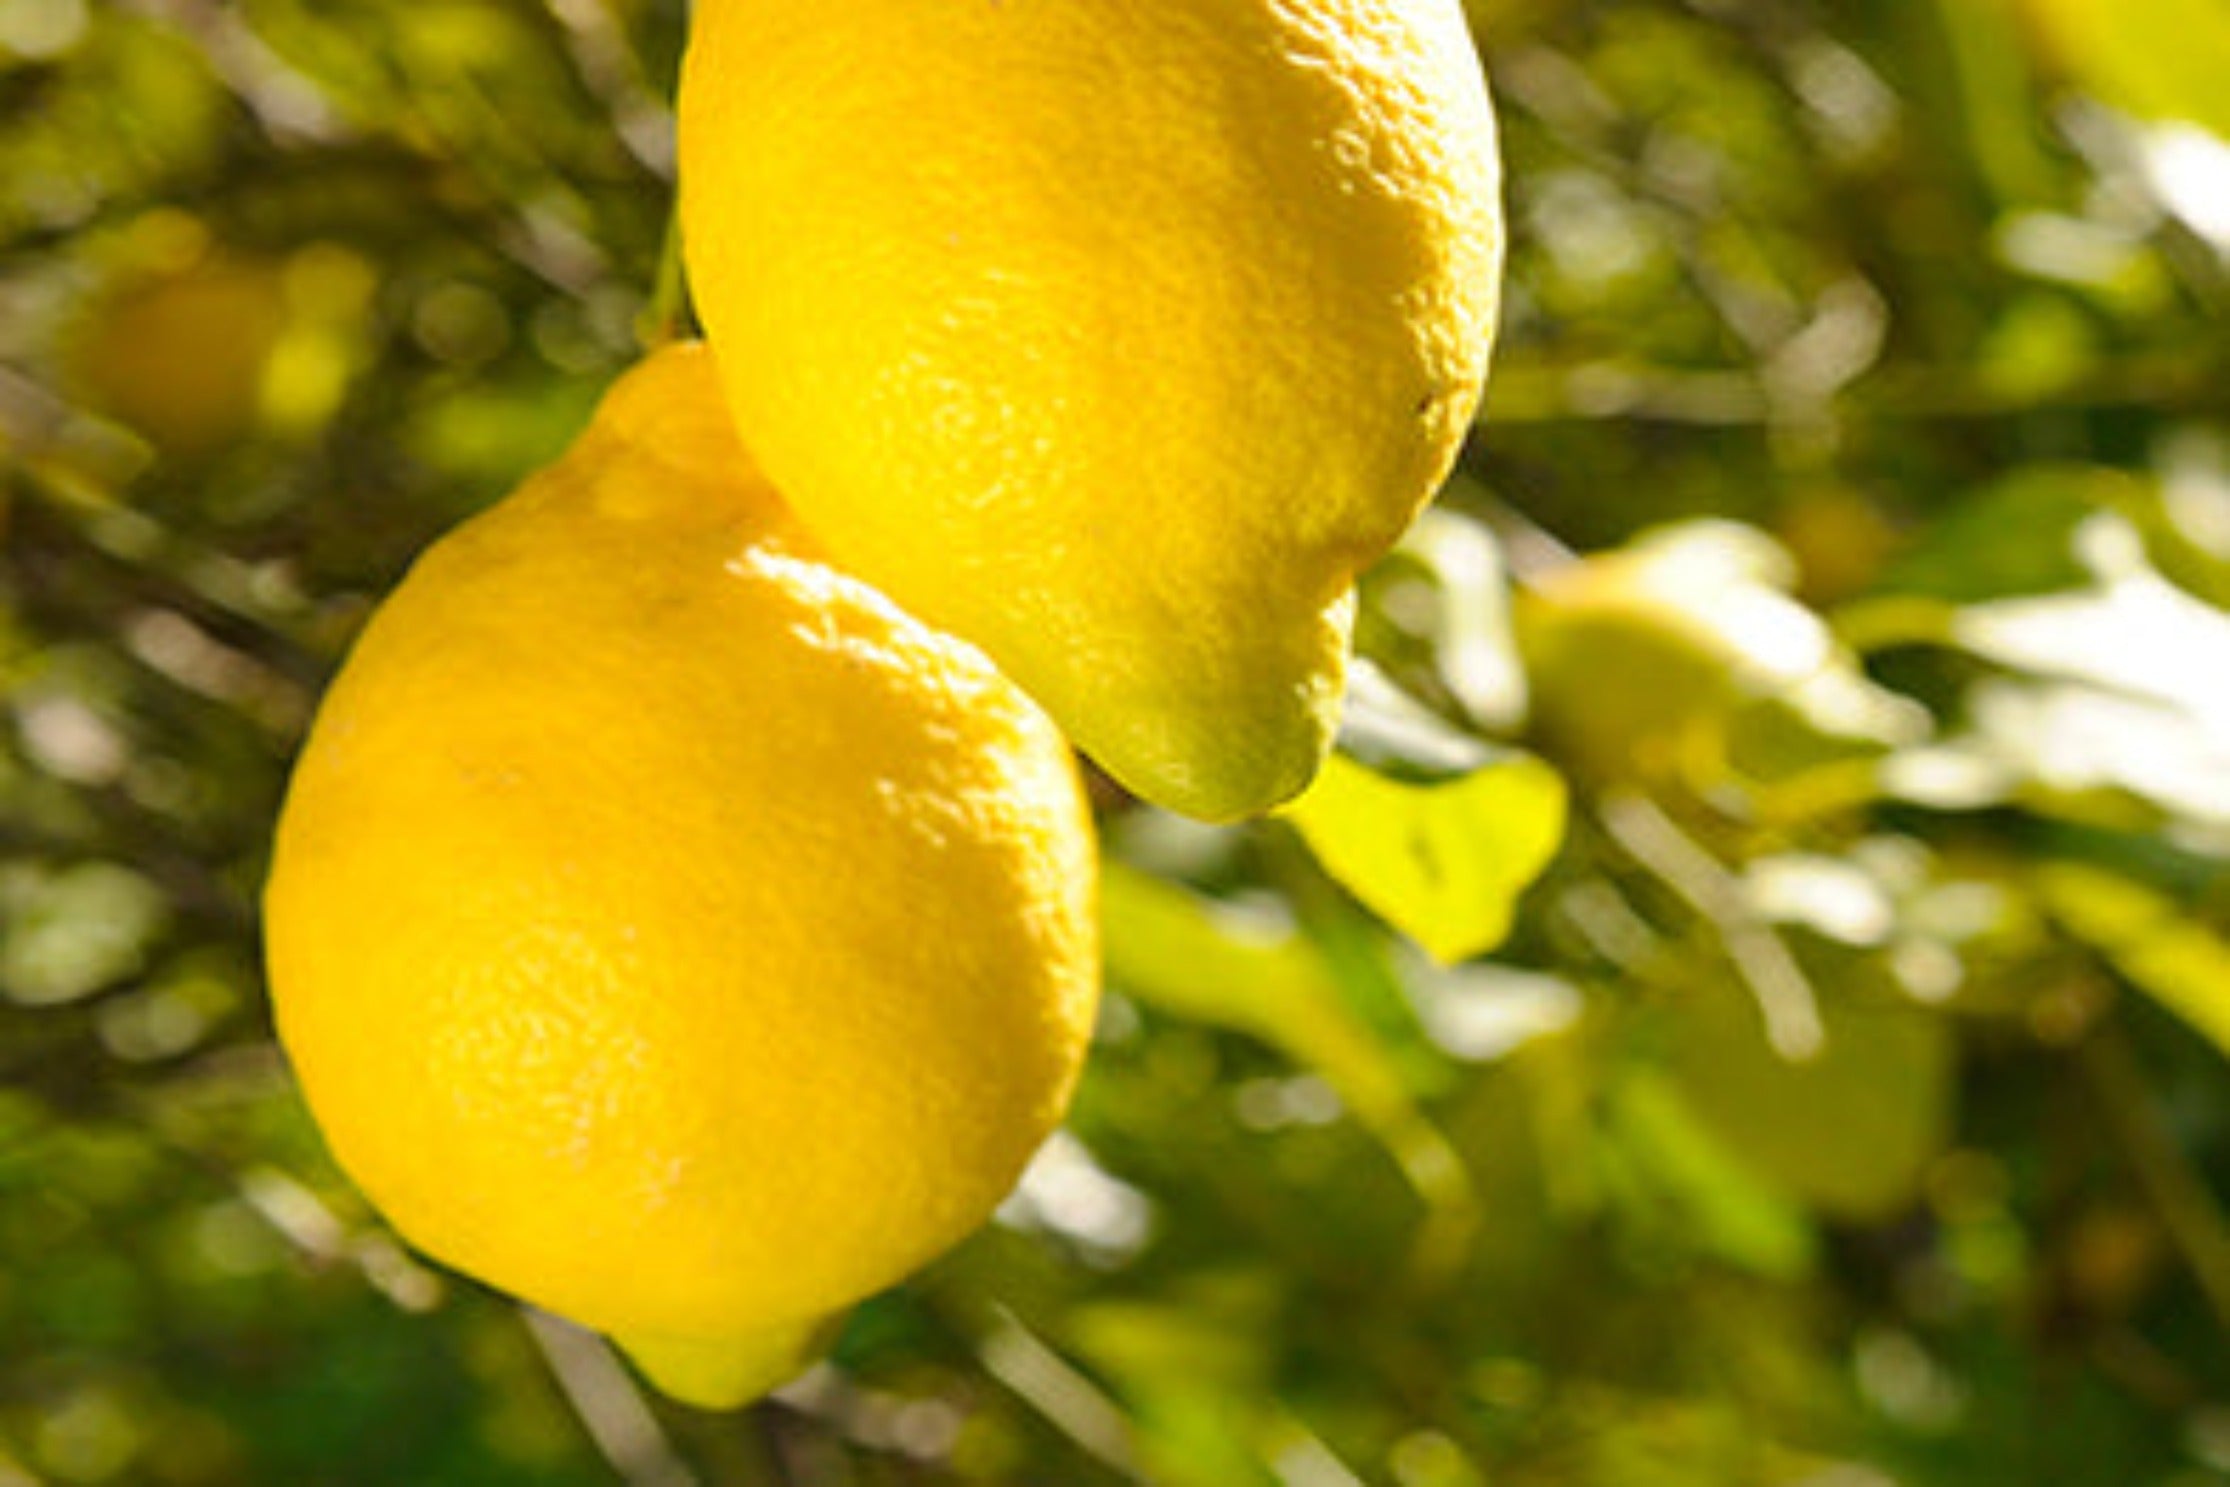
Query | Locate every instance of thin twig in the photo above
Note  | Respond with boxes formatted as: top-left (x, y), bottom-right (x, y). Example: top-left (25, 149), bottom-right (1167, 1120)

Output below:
top-left (522, 1309), bottom-right (703, 1487)
top-left (975, 1308), bottom-right (1144, 1480)
top-left (1597, 790), bottom-right (1825, 1060)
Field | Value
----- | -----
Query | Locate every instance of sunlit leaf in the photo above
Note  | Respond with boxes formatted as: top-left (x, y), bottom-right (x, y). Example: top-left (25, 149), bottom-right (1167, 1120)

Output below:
top-left (2020, 0), bottom-right (2230, 137)
top-left (1283, 749), bottom-right (1566, 964)
top-left (1391, 504), bottom-right (1529, 731)
top-left (2038, 862), bottom-right (2230, 1058)
top-left (2140, 123), bottom-right (2230, 249)
top-left (1945, 513), bottom-right (2230, 831)
top-left (1961, 678), bottom-right (2230, 830)
top-left (1953, 519), bottom-right (2230, 724)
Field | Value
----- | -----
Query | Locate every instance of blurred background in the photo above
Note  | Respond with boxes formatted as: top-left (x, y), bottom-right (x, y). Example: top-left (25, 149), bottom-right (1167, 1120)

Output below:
top-left (3, 0), bottom-right (2228, 1481)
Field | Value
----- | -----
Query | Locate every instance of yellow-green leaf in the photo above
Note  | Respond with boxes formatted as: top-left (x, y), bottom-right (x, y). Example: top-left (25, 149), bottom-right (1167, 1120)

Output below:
top-left (2021, 0), bottom-right (2230, 138)
top-left (1282, 750), bottom-right (1566, 964)
top-left (1606, 1070), bottom-right (1817, 1280)
top-left (1663, 983), bottom-right (1955, 1222)
top-left (2038, 861), bottom-right (2230, 1058)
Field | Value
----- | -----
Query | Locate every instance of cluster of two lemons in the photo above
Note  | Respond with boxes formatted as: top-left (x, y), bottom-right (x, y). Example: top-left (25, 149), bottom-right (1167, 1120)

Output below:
top-left (265, 0), bottom-right (1503, 1408)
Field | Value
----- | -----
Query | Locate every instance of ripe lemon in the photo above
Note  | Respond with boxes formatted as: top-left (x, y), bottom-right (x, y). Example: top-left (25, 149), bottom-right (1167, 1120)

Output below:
top-left (679, 0), bottom-right (1503, 821)
top-left (1517, 526), bottom-right (1828, 785)
top-left (72, 249), bottom-right (289, 461)
top-left (1517, 561), bottom-right (1747, 786)
top-left (264, 343), bottom-right (1100, 1408)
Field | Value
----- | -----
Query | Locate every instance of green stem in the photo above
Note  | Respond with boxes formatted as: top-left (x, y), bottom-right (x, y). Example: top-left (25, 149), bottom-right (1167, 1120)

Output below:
top-left (634, 200), bottom-right (691, 351)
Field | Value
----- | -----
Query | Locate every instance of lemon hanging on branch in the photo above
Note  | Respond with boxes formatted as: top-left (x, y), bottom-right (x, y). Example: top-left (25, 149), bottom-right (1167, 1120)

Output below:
top-left (264, 344), bottom-right (1100, 1409)
top-left (680, 0), bottom-right (1504, 821)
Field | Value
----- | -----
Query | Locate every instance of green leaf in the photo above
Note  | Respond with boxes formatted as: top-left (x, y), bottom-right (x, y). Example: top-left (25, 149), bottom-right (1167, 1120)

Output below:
top-left (2038, 861), bottom-right (2230, 1058)
top-left (1099, 862), bottom-right (1333, 1028)
top-left (1604, 1070), bottom-right (1817, 1280)
top-left (1099, 863), bottom-right (1431, 1143)
top-left (1100, 863), bottom-right (1481, 1270)
top-left (1282, 750), bottom-right (1566, 964)
top-left (1662, 983), bottom-right (1955, 1223)
top-left (0, 861), bottom-right (171, 1007)
top-left (1874, 465), bottom-right (2118, 604)
top-left (2021, 0), bottom-right (2230, 138)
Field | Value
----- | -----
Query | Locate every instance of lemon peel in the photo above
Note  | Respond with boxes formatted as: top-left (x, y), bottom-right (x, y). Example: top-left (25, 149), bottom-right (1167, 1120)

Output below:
top-left (265, 344), bottom-right (1099, 1408)
top-left (680, 0), bottom-right (1503, 820)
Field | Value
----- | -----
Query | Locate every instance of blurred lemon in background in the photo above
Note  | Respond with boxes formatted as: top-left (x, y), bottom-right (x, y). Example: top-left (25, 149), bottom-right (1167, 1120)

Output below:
top-left (70, 212), bottom-right (373, 465)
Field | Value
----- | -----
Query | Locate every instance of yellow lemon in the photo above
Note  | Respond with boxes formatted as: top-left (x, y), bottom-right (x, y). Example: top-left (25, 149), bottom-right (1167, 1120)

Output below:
top-left (679, 0), bottom-right (1503, 821)
top-left (72, 250), bottom-right (289, 461)
top-left (264, 343), bottom-right (1100, 1408)
top-left (1517, 560), bottom-right (1748, 786)
top-left (1517, 526), bottom-right (1831, 785)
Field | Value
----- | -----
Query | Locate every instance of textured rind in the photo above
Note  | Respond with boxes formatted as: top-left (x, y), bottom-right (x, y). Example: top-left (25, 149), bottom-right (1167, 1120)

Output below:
top-left (264, 345), bottom-right (1100, 1343)
top-left (680, 0), bottom-right (1503, 821)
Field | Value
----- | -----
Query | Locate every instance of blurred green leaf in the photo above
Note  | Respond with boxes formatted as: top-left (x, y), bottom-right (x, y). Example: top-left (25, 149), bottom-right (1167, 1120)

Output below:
top-left (1945, 515), bottom-right (2230, 832)
top-left (1100, 862), bottom-right (1480, 1271)
top-left (1664, 984), bottom-right (1955, 1223)
top-left (0, 860), bottom-right (170, 1006)
top-left (2019, 0), bottom-right (2230, 137)
top-left (1874, 466), bottom-right (2124, 604)
top-left (2039, 862), bottom-right (2230, 1058)
top-left (1284, 749), bottom-right (1566, 964)
top-left (1099, 861), bottom-right (1338, 1029)
top-left (1603, 1069), bottom-right (1818, 1279)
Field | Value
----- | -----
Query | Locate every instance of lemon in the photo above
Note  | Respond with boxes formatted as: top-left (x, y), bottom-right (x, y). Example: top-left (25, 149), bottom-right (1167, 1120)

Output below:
top-left (1516, 560), bottom-right (1747, 785)
top-left (264, 343), bottom-right (1100, 1408)
top-left (72, 249), bottom-right (289, 461)
top-left (1517, 526), bottom-right (1829, 785)
top-left (679, 0), bottom-right (1503, 821)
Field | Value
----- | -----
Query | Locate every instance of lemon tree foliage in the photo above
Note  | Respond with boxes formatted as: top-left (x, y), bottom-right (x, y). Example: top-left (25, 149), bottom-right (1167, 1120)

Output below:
top-left (3, 1), bottom-right (2229, 1485)
top-left (1286, 748), bottom-right (1568, 965)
